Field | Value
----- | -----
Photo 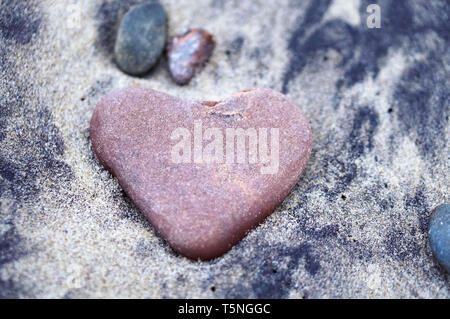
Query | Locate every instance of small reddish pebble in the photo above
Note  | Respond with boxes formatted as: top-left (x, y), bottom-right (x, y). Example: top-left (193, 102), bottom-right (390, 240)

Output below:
top-left (90, 88), bottom-right (312, 260)
top-left (167, 28), bottom-right (215, 85)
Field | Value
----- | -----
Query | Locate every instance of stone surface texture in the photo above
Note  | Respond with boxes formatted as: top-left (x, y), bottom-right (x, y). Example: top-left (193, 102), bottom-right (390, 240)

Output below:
top-left (114, 2), bottom-right (167, 75)
top-left (167, 28), bottom-right (215, 85)
top-left (0, 0), bottom-right (448, 298)
top-left (90, 87), bottom-right (312, 260)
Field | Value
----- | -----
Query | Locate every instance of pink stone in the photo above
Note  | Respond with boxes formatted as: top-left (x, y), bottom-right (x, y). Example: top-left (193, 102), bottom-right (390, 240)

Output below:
top-left (167, 28), bottom-right (215, 85)
top-left (90, 88), bottom-right (312, 260)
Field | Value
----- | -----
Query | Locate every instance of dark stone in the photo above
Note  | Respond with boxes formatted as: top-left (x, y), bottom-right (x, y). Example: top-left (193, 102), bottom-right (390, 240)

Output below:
top-left (90, 88), bottom-right (312, 260)
top-left (429, 204), bottom-right (450, 272)
top-left (95, 0), bottom-right (142, 55)
top-left (167, 28), bottom-right (215, 85)
top-left (114, 2), bottom-right (167, 75)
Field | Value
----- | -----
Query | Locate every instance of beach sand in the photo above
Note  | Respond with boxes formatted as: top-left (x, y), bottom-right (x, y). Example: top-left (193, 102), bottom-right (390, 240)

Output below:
top-left (0, 0), bottom-right (448, 298)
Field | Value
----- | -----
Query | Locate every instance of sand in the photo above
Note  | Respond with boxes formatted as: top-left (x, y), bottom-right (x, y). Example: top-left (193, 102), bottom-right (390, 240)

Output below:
top-left (0, 0), bottom-right (448, 298)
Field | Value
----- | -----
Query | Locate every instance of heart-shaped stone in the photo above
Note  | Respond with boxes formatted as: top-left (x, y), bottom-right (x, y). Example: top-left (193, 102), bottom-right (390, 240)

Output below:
top-left (90, 88), bottom-right (312, 260)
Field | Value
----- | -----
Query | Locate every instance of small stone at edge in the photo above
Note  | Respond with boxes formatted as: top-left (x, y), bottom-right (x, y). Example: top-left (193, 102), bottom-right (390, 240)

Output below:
top-left (429, 203), bottom-right (450, 272)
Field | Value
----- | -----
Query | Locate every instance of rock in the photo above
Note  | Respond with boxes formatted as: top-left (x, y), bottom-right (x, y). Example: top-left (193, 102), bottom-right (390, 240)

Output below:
top-left (90, 87), bottom-right (312, 260)
top-left (429, 203), bottom-right (450, 272)
top-left (167, 28), bottom-right (215, 85)
top-left (114, 2), bottom-right (167, 75)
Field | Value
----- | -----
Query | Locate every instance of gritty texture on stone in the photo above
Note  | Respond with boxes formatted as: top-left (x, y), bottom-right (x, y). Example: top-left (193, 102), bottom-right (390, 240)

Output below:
top-left (167, 28), bottom-right (215, 85)
top-left (0, 0), bottom-right (449, 298)
top-left (429, 204), bottom-right (450, 272)
top-left (114, 2), bottom-right (166, 75)
top-left (90, 88), bottom-right (312, 260)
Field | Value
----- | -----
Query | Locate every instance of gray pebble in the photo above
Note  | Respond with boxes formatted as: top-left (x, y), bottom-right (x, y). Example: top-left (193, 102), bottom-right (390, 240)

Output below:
top-left (429, 203), bottom-right (450, 272)
top-left (114, 2), bottom-right (167, 75)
